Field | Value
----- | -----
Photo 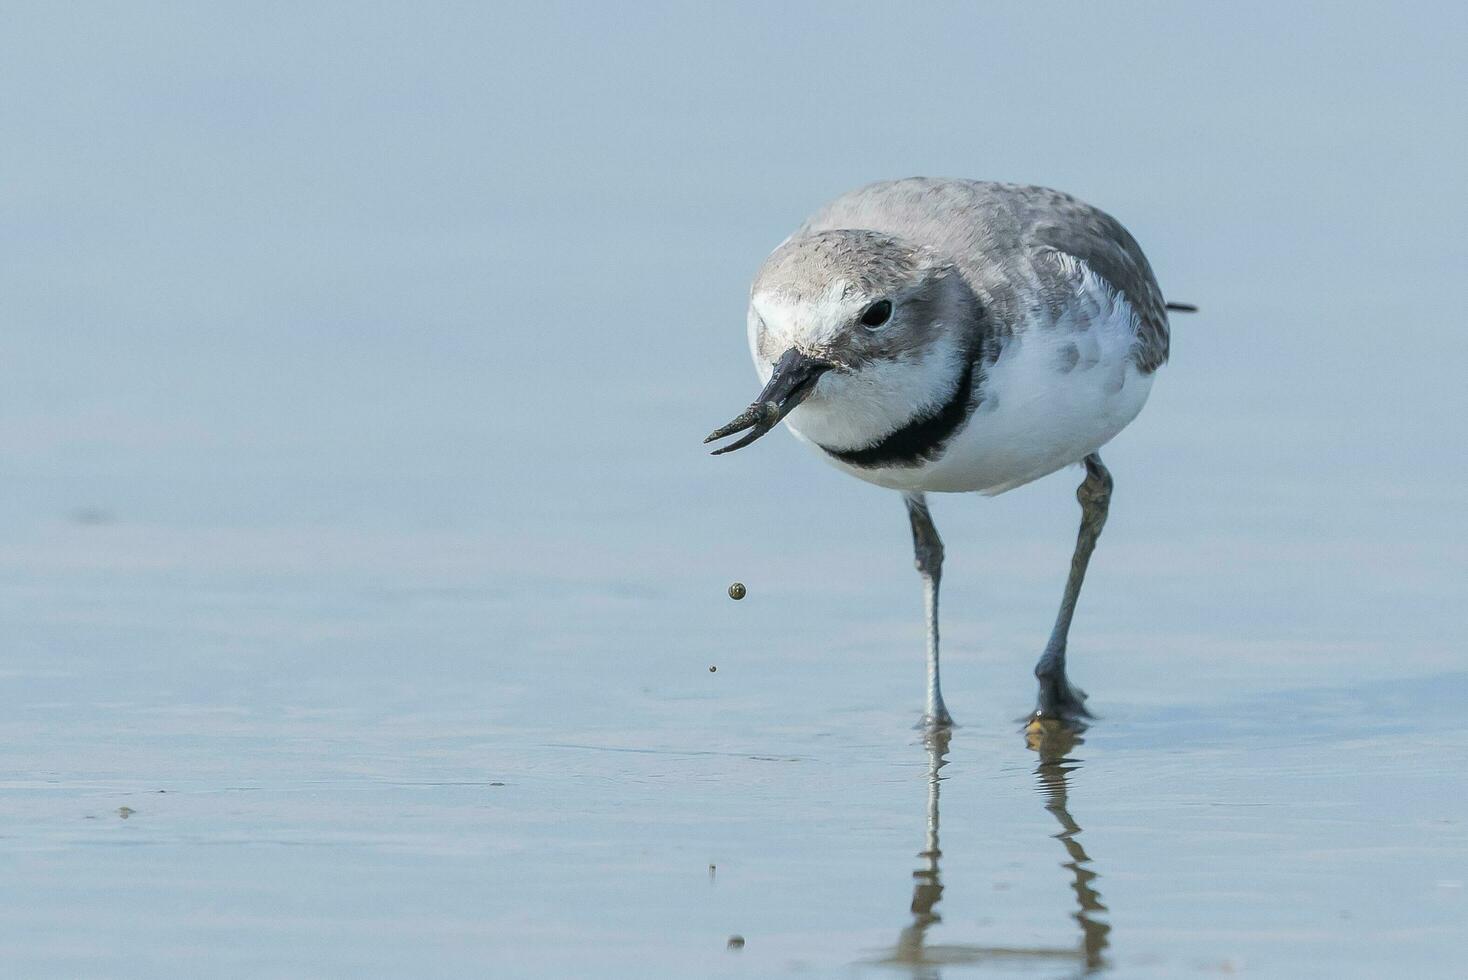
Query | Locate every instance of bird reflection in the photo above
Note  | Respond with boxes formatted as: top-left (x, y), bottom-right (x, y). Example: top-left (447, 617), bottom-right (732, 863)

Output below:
top-left (872, 720), bottom-right (1109, 977)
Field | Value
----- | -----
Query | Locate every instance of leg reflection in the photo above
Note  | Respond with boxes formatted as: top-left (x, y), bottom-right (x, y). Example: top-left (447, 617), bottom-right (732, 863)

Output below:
top-left (874, 724), bottom-right (1107, 976)
top-left (1028, 717), bottom-right (1110, 973)
top-left (892, 727), bottom-right (950, 976)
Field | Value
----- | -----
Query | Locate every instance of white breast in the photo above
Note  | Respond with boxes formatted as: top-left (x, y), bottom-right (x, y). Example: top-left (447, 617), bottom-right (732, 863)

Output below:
top-left (791, 261), bottom-right (1157, 495)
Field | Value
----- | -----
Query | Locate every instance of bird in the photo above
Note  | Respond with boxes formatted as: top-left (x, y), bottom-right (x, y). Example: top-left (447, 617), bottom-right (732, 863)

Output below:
top-left (705, 178), bottom-right (1191, 730)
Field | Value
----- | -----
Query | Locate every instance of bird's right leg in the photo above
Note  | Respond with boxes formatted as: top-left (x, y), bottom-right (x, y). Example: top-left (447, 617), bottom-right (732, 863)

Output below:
top-left (1030, 453), bottom-right (1112, 727)
top-left (905, 492), bottom-right (953, 729)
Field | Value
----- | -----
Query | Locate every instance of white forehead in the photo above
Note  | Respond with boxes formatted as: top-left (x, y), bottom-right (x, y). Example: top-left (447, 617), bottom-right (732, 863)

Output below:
top-left (750, 280), bottom-right (865, 347)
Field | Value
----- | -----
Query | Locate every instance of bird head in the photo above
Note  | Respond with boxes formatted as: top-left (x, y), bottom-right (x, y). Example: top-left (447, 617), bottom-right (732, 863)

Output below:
top-left (706, 230), bottom-right (977, 455)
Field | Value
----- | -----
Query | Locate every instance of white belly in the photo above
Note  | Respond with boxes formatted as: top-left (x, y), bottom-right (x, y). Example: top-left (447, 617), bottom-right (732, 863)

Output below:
top-left (792, 308), bottom-right (1156, 495)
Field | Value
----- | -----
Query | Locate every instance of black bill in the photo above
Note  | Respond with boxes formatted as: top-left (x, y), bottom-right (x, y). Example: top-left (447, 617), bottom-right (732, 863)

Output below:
top-left (704, 347), bottom-right (834, 455)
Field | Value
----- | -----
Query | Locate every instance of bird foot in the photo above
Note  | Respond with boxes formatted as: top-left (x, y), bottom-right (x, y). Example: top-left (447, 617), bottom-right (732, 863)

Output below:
top-left (1026, 673), bottom-right (1093, 730)
top-left (916, 706), bottom-right (956, 732)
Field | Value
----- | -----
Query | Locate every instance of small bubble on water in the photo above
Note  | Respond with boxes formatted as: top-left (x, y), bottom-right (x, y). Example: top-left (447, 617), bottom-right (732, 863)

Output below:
top-left (708, 665), bottom-right (718, 673)
top-left (728, 582), bottom-right (746, 600)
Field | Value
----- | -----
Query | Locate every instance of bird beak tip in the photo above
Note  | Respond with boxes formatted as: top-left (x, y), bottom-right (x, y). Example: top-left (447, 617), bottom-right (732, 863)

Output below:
top-left (703, 350), bottom-right (832, 456)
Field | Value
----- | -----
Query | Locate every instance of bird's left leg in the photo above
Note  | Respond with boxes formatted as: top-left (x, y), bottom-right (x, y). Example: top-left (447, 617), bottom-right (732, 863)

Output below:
top-left (1031, 453), bottom-right (1112, 726)
top-left (905, 492), bottom-right (954, 729)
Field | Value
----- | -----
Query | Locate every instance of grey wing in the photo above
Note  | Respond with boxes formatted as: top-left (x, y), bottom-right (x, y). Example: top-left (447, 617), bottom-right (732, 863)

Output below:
top-left (800, 178), bottom-right (1171, 372)
top-left (1016, 187), bottom-right (1170, 372)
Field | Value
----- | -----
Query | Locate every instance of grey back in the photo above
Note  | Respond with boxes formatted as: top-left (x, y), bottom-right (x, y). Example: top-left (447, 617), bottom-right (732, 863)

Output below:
top-left (797, 178), bottom-right (1170, 372)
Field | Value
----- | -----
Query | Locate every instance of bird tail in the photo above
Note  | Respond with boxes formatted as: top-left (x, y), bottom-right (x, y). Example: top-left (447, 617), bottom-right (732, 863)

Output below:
top-left (1165, 302), bottom-right (1198, 313)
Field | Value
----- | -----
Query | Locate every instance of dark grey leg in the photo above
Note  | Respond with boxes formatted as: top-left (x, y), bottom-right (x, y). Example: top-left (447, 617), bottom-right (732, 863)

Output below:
top-left (905, 492), bottom-right (953, 729)
top-left (1032, 453), bottom-right (1113, 723)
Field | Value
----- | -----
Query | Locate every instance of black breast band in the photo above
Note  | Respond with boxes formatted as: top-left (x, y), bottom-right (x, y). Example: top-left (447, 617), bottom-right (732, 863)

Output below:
top-left (816, 357), bottom-right (980, 469)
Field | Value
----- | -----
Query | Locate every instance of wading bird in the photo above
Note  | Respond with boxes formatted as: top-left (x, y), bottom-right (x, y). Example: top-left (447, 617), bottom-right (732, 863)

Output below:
top-left (706, 178), bottom-right (1192, 729)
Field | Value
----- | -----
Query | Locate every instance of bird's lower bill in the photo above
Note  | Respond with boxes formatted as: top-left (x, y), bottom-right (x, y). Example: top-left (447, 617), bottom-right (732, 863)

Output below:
top-left (704, 348), bottom-right (833, 455)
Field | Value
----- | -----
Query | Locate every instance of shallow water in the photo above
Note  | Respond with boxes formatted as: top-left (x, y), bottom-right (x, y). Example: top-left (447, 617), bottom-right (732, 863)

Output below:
top-left (2, 518), bottom-right (1465, 976)
top-left (3, 3), bottom-right (1467, 977)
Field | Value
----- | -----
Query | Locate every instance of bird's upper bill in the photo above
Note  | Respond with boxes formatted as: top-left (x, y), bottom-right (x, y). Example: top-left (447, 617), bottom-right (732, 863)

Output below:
top-left (703, 347), bottom-right (833, 455)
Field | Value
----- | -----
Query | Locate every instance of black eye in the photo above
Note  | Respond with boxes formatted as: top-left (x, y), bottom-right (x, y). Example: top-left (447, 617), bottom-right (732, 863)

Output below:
top-left (860, 299), bottom-right (892, 328)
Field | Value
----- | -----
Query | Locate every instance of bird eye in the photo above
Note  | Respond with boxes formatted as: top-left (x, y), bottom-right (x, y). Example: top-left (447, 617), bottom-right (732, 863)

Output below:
top-left (860, 299), bottom-right (893, 329)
